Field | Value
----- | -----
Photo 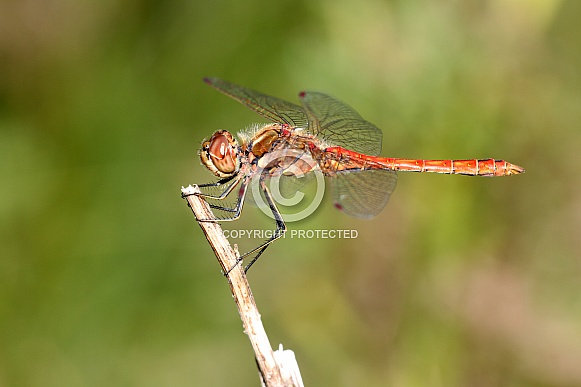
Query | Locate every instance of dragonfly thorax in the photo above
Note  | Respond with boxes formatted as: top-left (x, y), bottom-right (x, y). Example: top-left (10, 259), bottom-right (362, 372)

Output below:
top-left (248, 125), bottom-right (281, 158)
top-left (199, 130), bottom-right (240, 178)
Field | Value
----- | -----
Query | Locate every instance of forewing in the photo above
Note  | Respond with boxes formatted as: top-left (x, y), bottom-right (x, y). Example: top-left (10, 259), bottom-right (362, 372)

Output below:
top-left (299, 91), bottom-right (383, 156)
top-left (331, 169), bottom-right (397, 219)
top-left (204, 78), bottom-right (309, 128)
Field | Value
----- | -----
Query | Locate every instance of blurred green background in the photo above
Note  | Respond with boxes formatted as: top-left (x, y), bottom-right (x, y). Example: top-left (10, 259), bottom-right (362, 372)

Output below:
top-left (1, 0), bottom-right (580, 386)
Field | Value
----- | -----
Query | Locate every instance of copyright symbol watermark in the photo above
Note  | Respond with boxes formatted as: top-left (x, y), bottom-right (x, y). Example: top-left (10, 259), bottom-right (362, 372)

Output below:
top-left (250, 149), bottom-right (325, 222)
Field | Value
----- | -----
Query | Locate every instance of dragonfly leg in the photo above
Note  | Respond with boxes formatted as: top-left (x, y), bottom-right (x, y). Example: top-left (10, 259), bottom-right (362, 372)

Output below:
top-left (182, 174), bottom-right (243, 201)
top-left (225, 180), bottom-right (287, 275)
top-left (195, 177), bottom-right (249, 222)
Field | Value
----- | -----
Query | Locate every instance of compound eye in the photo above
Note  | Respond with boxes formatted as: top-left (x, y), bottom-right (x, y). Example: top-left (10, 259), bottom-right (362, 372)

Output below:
top-left (208, 135), bottom-right (228, 159)
top-left (208, 133), bottom-right (236, 174)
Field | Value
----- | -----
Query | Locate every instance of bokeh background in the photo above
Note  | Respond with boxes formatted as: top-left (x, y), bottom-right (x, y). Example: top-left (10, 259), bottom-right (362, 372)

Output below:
top-left (1, 0), bottom-right (580, 386)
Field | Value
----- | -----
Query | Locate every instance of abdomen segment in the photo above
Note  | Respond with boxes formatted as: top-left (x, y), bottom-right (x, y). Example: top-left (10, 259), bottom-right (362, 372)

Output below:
top-left (380, 158), bottom-right (525, 176)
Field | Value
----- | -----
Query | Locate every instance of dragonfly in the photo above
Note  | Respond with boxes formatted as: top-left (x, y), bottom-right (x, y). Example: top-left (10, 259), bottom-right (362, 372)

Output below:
top-left (188, 77), bottom-right (524, 273)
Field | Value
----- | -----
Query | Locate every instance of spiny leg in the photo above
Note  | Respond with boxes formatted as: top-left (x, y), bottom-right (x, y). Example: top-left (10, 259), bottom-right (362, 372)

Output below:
top-left (182, 172), bottom-right (247, 220)
top-left (225, 180), bottom-right (287, 275)
top-left (196, 176), bottom-right (250, 222)
top-left (182, 173), bottom-right (243, 201)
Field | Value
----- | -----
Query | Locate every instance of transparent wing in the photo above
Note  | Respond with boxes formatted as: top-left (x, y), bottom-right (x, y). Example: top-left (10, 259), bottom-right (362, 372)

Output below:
top-left (331, 169), bottom-right (397, 219)
top-left (246, 151), bottom-right (318, 210)
top-left (274, 171), bottom-right (317, 201)
top-left (204, 77), bottom-right (309, 128)
top-left (245, 173), bottom-right (317, 208)
top-left (299, 91), bottom-right (383, 156)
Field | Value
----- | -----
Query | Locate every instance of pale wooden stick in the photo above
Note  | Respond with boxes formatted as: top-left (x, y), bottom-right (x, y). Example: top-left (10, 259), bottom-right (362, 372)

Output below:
top-left (181, 185), bottom-right (303, 387)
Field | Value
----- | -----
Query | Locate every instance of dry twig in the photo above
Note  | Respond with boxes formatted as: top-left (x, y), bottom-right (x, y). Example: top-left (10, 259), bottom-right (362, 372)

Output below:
top-left (181, 185), bottom-right (303, 387)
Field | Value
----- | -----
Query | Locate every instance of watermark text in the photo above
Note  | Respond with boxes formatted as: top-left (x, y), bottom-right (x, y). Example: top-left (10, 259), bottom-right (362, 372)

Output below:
top-left (223, 229), bottom-right (358, 239)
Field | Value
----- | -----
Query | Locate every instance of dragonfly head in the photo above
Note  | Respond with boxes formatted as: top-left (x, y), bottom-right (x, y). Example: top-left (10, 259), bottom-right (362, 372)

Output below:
top-left (199, 130), bottom-right (240, 178)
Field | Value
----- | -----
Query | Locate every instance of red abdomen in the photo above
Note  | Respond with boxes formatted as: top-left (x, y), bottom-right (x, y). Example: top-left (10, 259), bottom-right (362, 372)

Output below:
top-left (325, 147), bottom-right (525, 176)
